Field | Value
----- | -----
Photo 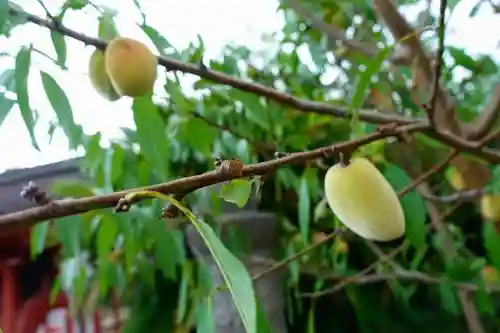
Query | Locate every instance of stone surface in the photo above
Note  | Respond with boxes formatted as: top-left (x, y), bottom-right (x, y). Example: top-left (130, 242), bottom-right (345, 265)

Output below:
top-left (185, 210), bottom-right (287, 333)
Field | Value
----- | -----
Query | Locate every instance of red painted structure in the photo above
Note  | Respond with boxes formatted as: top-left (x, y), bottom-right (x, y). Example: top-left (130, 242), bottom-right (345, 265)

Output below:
top-left (0, 229), bottom-right (101, 333)
top-left (0, 159), bottom-right (102, 333)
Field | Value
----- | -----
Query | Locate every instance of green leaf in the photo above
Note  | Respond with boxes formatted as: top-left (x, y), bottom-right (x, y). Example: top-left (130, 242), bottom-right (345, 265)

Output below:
top-left (478, 56), bottom-right (498, 75)
top-left (144, 219), bottom-right (181, 279)
top-left (438, 283), bottom-right (461, 315)
top-left (445, 255), bottom-right (480, 282)
top-left (0, 69), bottom-right (15, 127)
top-left (256, 300), bottom-right (274, 333)
top-left (127, 192), bottom-right (257, 333)
top-left (448, 47), bottom-right (477, 71)
top-left (177, 262), bottom-right (192, 323)
top-left (132, 95), bottom-right (170, 179)
top-left (164, 79), bottom-right (191, 112)
top-left (14, 47), bottom-right (39, 150)
top-left (117, 217), bottom-right (137, 274)
top-left (400, 191), bottom-right (426, 248)
top-left (383, 164), bottom-right (427, 248)
top-left (104, 144), bottom-right (125, 184)
top-left (50, 179), bottom-right (95, 198)
top-left (469, 1), bottom-right (483, 17)
top-left (185, 213), bottom-right (256, 333)
top-left (100, 5), bottom-right (118, 17)
top-left (228, 89), bottom-right (270, 130)
top-left (178, 117), bottom-right (217, 156)
top-left (49, 276), bottom-right (62, 305)
top-left (40, 71), bottom-right (81, 149)
top-left (483, 222), bottom-right (500, 270)
top-left (97, 214), bottom-right (119, 258)
top-left (0, 0), bottom-right (7, 35)
top-left (98, 13), bottom-right (119, 41)
top-left (55, 215), bottom-right (82, 257)
top-left (30, 221), bottom-right (49, 259)
top-left (50, 31), bottom-right (67, 68)
top-left (196, 296), bottom-right (215, 333)
top-left (298, 172), bottom-right (311, 241)
top-left (136, 255), bottom-right (155, 288)
top-left (0, 69), bottom-right (14, 88)
top-left (141, 24), bottom-right (180, 59)
top-left (349, 46), bottom-right (392, 122)
top-left (64, 0), bottom-right (88, 10)
top-left (475, 279), bottom-right (493, 315)
top-left (6, 3), bottom-right (29, 32)
top-left (0, 93), bottom-right (15, 127)
top-left (220, 179), bottom-right (252, 208)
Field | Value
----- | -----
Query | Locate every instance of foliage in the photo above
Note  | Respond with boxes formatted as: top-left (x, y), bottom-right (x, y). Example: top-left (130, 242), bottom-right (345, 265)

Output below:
top-left (1, 0), bottom-right (500, 332)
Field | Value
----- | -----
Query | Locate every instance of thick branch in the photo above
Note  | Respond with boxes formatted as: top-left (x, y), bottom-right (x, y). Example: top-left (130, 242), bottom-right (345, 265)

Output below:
top-left (372, 0), bottom-right (457, 132)
top-left (371, 0), bottom-right (497, 203)
top-left (0, 123), bottom-right (427, 230)
top-left (426, 130), bottom-right (500, 163)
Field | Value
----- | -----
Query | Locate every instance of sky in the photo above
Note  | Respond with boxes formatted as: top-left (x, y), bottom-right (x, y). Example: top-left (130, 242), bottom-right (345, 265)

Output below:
top-left (0, 0), bottom-right (498, 173)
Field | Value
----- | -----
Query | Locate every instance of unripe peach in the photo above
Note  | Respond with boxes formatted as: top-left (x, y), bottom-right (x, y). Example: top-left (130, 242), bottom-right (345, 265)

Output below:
top-left (324, 157), bottom-right (405, 241)
top-left (105, 37), bottom-right (158, 97)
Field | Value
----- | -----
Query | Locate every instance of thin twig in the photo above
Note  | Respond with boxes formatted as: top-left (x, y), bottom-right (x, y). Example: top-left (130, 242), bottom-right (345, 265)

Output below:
top-left (415, 168), bottom-right (485, 332)
top-left (300, 241), bottom-right (408, 298)
top-left (300, 271), bottom-right (500, 296)
top-left (251, 230), bottom-right (344, 281)
top-left (399, 149), bottom-right (458, 197)
top-left (421, 188), bottom-right (484, 203)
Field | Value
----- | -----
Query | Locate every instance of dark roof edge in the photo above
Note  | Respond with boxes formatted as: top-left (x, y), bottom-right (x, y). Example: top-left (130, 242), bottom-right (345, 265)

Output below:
top-left (0, 157), bottom-right (83, 186)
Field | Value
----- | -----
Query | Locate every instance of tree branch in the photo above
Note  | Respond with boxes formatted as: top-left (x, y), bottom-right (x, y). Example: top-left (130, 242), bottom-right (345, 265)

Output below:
top-left (372, 0), bottom-right (457, 132)
top-left (0, 123), bottom-right (427, 230)
top-left (300, 269), bottom-right (500, 297)
top-left (10, 5), bottom-right (500, 165)
top-left (252, 229), bottom-right (344, 281)
top-left (283, 0), bottom-right (417, 65)
top-left (8, 6), bottom-right (419, 126)
top-left (282, 0), bottom-right (380, 57)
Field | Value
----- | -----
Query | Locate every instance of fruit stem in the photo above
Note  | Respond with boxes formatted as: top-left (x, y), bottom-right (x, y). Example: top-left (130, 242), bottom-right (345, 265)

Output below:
top-left (338, 152), bottom-right (351, 168)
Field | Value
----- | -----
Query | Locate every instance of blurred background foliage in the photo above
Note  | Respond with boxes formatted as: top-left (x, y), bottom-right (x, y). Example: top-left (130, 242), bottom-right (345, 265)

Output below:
top-left (2, 0), bottom-right (500, 332)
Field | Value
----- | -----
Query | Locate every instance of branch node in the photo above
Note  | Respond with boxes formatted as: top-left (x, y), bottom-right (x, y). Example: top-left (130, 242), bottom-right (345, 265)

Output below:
top-left (114, 197), bottom-right (132, 213)
top-left (338, 152), bottom-right (352, 167)
top-left (320, 146), bottom-right (336, 159)
top-left (199, 56), bottom-right (208, 72)
top-left (376, 122), bottom-right (399, 135)
top-left (274, 151), bottom-right (289, 158)
top-left (159, 193), bottom-right (186, 219)
top-left (20, 181), bottom-right (52, 205)
top-left (215, 157), bottom-right (244, 177)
